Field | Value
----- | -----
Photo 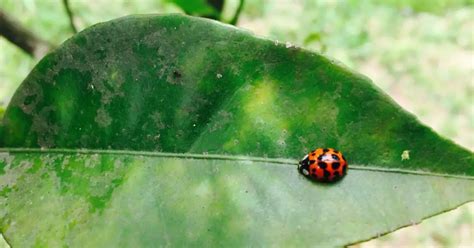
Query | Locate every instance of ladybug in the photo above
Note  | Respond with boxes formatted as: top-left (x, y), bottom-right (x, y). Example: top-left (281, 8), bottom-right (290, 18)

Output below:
top-left (298, 148), bottom-right (348, 182)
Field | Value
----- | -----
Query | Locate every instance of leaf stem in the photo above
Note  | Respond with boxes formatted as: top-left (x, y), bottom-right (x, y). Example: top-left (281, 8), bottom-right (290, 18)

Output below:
top-left (62, 0), bottom-right (78, 33)
top-left (229, 0), bottom-right (245, 25)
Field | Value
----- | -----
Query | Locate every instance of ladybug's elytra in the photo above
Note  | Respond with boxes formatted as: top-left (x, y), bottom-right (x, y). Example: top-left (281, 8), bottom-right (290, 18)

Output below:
top-left (298, 148), bottom-right (348, 182)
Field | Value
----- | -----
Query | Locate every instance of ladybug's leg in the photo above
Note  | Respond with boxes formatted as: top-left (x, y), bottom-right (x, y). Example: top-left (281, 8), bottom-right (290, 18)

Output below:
top-left (298, 155), bottom-right (310, 176)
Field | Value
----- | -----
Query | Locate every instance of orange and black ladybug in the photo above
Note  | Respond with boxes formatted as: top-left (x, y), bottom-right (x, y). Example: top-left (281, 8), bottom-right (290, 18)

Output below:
top-left (298, 148), bottom-right (348, 182)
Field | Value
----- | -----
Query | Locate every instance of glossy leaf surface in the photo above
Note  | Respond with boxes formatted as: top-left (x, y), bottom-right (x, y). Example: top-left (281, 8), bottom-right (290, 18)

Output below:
top-left (0, 150), bottom-right (472, 247)
top-left (0, 15), bottom-right (472, 246)
top-left (1, 15), bottom-right (471, 176)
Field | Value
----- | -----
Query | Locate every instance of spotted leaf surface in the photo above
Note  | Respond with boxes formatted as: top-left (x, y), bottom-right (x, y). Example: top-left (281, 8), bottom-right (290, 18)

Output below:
top-left (1, 15), bottom-right (472, 176)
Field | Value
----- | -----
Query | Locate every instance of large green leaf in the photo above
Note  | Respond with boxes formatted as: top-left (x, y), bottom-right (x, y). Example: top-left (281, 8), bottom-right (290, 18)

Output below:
top-left (0, 150), bottom-right (472, 247)
top-left (0, 14), bottom-right (472, 246)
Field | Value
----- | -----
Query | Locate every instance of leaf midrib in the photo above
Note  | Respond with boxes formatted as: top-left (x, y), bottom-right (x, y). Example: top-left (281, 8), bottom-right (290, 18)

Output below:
top-left (1, 147), bottom-right (472, 180)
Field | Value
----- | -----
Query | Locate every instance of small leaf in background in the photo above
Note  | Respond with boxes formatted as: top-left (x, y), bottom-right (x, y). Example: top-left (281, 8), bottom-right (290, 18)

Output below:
top-left (303, 32), bottom-right (327, 52)
top-left (167, 0), bottom-right (221, 19)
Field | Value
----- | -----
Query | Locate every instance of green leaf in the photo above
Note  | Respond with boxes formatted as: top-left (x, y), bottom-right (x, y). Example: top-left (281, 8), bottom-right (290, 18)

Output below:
top-left (0, 106), bottom-right (4, 121)
top-left (303, 32), bottom-right (327, 52)
top-left (0, 14), bottom-right (472, 246)
top-left (167, 0), bottom-right (220, 18)
top-left (0, 149), bottom-right (472, 247)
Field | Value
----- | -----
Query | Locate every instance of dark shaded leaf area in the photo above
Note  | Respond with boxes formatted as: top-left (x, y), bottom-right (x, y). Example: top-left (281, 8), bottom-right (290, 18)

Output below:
top-left (1, 14), bottom-right (471, 176)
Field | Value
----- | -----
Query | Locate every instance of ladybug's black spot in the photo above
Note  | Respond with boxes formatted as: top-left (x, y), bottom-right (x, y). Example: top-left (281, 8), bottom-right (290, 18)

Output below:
top-left (309, 160), bottom-right (316, 164)
top-left (317, 155), bottom-right (323, 161)
top-left (333, 150), bottom-right (339, 154)
top-left (311, 168), bottom-right (316, 173)
top-left (331, 154), bottom-right (339, 161)
top-left (342, 165), bottom-right (347, 174)
top-left (323, 170), bottom-right (331, 178)
top-left (332, 162), bottom-right (340, 170)
top-left (323, 148), bottom-right (329, 153)
top-left (333, 171), bottom-right (341, 181)
top-left (311, 152), bottom-right (316, 156)
top-left (318, 162), bottom-right (327, 169)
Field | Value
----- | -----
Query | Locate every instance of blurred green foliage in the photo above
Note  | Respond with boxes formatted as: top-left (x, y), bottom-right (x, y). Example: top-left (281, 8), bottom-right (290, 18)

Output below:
top-left (370, 0), bottom-right (473, 13)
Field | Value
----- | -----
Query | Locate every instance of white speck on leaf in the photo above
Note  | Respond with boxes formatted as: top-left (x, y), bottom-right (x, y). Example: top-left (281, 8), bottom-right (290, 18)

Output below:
top-left (216, 73), bottom-right (222, 79)
top-left (285, 42), bottom-right (293, 48)
top-left (401, 150), bottom-right (410, 161)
